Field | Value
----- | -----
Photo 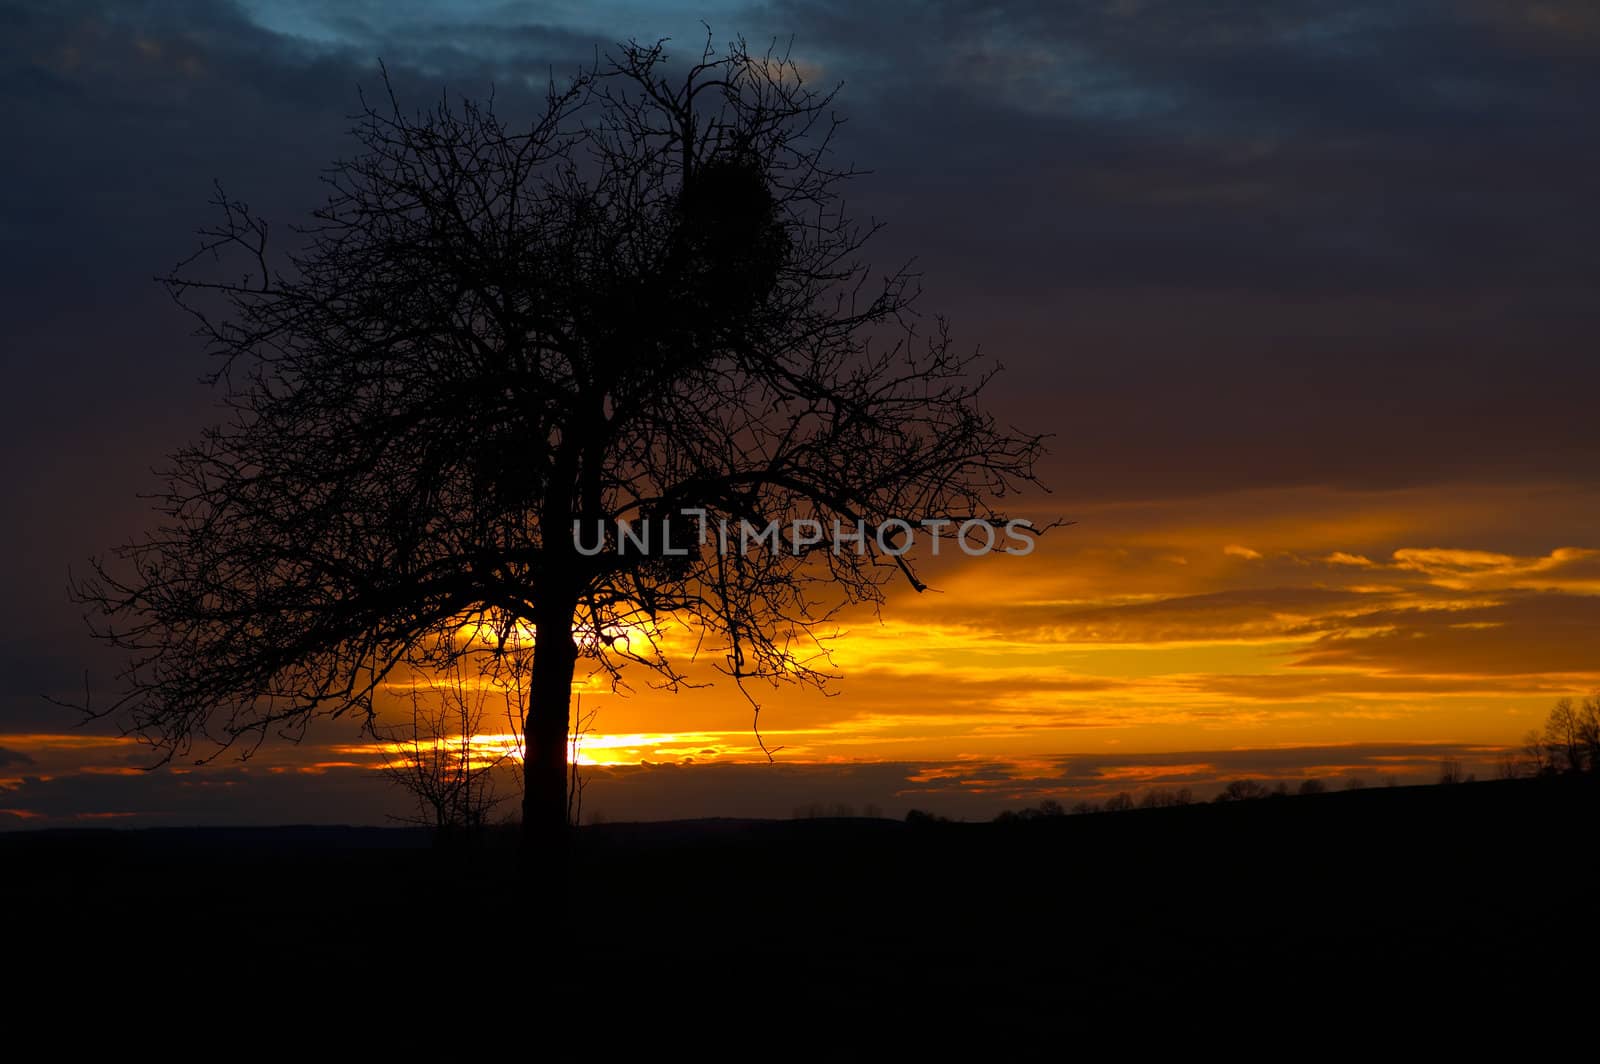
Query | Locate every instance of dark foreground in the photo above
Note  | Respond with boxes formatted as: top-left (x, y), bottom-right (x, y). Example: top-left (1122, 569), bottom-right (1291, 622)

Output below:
top-left (5, 778), bottom-right (1597, 1045)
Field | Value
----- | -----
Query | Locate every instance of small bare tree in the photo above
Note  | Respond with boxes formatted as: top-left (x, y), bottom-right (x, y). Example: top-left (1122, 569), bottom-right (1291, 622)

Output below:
top-left (1521, 728), bottom-right (1554, 776)
top-left (378, 656), bottom-right (514, 841)
top-left (1215, 779), bottom-right (1273, 802)
top-left (566, 696), bottom-right (598, 828)
top-left (1545, 698), bottom-right (1585, 774)
top-left (1578, 696), bottom-right (1600, 773)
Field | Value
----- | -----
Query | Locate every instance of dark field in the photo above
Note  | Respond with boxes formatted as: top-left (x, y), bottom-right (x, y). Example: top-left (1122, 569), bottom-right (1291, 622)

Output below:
top-left (5, 778), bottom-right (1596, 1045)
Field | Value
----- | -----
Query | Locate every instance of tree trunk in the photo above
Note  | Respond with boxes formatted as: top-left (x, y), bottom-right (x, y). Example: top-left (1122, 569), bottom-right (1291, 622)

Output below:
top-left (523, 596), bottom-right (579, 853)
top-left (520, 595), bottom-right (579, 1057)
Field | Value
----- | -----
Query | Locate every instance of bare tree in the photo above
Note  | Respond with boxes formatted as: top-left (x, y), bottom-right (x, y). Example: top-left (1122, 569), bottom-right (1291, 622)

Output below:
top-left (379, 656), bottom-right (514, 842)
top-left (566, 695), bottom-right (597, 828)
top-left (1531, 695), bottom-right (1600, 775)
top-left (1521, 728), bottom-right (1554, 777)
top-left (70, 36), bottom-right (1048, 855)
top-left (1138, 787), bottom-right (1192, 808)
top-left (1544, 698), bottom-right (1587, 774)
top-left (1577, 696), bottom-right (1600, 773)
top-left (1215, 779), bottom-right (1273, 802)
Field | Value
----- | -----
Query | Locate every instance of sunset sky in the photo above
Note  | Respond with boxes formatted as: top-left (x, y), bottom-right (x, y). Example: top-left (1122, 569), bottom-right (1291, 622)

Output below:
top-left (4, 0), bottom-right (1599, 825)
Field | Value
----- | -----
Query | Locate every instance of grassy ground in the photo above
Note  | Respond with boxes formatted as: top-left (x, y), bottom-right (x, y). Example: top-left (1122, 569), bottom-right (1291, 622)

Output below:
top-left (5, 776), bottom-right (1595, 1046)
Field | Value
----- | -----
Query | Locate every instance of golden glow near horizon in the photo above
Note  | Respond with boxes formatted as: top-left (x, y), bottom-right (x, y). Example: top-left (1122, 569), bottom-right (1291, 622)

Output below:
top-left (548, 484), bottom-right (1600, 756)
top-left (341, 483), bottom-right (1600, 767)
top-left (8, 482), bottom-right (1600, 820)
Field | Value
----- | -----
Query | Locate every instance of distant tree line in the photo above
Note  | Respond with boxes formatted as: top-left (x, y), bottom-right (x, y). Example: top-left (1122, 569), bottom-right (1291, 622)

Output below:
top-left (793, 802), bottom-right (883, 819)
top-left (874, 696), bottom-right (1600, 827)
top-left (985, 776), bottom-right (1364, 822)
top-left (965, 694), bottom-right (1600, 824)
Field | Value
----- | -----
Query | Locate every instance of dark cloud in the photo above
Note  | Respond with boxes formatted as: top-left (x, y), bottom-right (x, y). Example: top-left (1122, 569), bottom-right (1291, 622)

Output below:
top-left (757, 0), bottom-right (1600, 498)
top-left (910, 585), bottom-right (1390, 643)
top-left (1184, 671), bottom-right (1570, 700)
top-left (1051, 741), bottom-right (1499, 781)
top-left (3, 0), bottom-right (599, 648)
top-left (776, 0), bottom-right (1600, 292)
top-left (0, 762), bottom-right (401, 826)
top-left (1293, 591), bottom-right (1600, 675)
top-left (4, 1), bottom-right (1597, 541)
top-left (0, 746), bottom-right (36, 769)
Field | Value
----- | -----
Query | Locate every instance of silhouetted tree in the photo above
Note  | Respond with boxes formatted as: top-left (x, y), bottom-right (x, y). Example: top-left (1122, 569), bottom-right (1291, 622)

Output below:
top-left (1438, 758), bottom-right (1466, 785)
top-left (995, 798), bottom-right (1069, 822)
top-left (1577, 696), bottom-right (1600, 772)
top-left (1102, 792), bottom-right (1135, 813)
top-left (1172, 787), bottom-right (1194, 806)
top-left (1297, 778), bottom-right (1326, 796)
top-left (379, 656), bottom-right (515, 842)
top-left (1215, 779), bottom-right (1273, 802)
top-left (1545, 698), bottom-right (1586, 774)
top-left (70, 37), bottom-right (1047, 856)
top-left (1520, 728), bottom-right (1555, 777)
top-left (795, 801), bottom-right (861, 819)
top-left (1539, 696), bottom-right (1600, 775)
top-left (565, 696), bottom-right (598, 828)
top-left (1139, 787), bottom-right (1193, 808)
